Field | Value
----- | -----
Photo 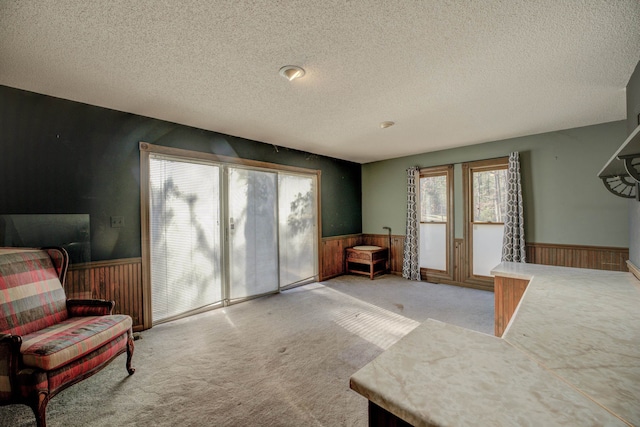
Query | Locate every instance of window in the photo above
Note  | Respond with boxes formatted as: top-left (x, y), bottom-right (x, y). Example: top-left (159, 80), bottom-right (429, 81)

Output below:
top-left (463, 158), bottom-right (508, 279)
top-left (421, 174), bottom-right (448, 222)
top-left (472, 169), bottom-right (507, 223)
top-left (419, 165), bottom-right (453, 278)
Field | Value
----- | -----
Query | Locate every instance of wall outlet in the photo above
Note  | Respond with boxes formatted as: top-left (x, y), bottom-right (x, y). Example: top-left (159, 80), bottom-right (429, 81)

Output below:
top-left (110, 216), bottom-right (124, 228)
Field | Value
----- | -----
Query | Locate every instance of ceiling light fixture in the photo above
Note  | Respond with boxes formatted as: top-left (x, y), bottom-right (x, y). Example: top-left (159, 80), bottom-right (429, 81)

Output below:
top-left (279, 65), bottom-right (305, 81)
top-left (380, 121), bottom-right (395, 129)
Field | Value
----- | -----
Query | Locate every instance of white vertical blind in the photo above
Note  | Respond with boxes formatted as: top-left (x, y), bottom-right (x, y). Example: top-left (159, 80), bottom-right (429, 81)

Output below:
top-left (149, 157), bottom-right (222, 323)
top-left (278, 174), bottom-right (317, 286)
top-left (228, 168), bottom-right (279, 300)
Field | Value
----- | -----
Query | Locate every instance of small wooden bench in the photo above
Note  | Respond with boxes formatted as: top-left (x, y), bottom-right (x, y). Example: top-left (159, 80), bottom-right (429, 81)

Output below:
top-left (345, 246), bottom-right (388, 279)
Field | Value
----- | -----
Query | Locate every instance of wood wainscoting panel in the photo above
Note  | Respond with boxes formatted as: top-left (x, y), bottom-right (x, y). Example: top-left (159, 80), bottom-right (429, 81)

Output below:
top-left (494, 275), bottom-right (529, 337)
top-left (321, 237), bottom-right (628, 290)
top-left (453, 238), bottom-right (466, 283)
top-left (321, 234), bottom-right (361, 280)
top-left (67, 258), bottom-right (144, 331)
top-left (526, 243), bottom-right (629, 271)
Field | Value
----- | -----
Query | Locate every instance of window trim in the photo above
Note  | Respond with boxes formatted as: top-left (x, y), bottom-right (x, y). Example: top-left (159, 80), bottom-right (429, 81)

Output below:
top-left (462, 157), bottom-right (509, 284)
top-left (418, 164), bottom-right (454, 281)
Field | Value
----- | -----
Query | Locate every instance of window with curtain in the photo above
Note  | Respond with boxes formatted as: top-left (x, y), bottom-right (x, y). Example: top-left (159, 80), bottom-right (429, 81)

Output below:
top-left (419, 165), bottom-right (453, 279)
top-left (464, 158), bottom-right (508, 278)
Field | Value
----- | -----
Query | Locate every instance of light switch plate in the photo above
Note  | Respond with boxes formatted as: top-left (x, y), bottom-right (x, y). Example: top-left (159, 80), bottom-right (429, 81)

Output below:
top-left (110, 216), bottom-right (124, 228)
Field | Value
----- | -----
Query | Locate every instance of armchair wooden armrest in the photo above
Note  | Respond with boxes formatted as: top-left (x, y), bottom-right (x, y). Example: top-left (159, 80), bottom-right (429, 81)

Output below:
top-left (67, 299), bottom-right (115, 316)
top-left (0, 334), bottom-right (23, 398)
top-left (0, 334), bottom-right (22, 356)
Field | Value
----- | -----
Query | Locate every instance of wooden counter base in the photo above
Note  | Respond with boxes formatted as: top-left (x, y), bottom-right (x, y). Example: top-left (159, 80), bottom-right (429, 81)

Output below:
top-left (369, 402), bottom-right (412, 427)
top-left (494, 276), bottom-right (529, 337)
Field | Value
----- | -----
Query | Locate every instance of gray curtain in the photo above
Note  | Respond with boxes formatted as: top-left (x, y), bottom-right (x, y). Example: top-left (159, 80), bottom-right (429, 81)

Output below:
top-left (402, 167), bottom-right (421, 280)
top-left (502, 152), bottom-right (526, 262)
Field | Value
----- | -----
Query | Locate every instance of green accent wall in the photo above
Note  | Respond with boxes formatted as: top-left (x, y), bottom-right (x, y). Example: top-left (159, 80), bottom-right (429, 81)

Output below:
top-left (0, 86), bottom-right (362, 261)
top-left (362, 121), bottom-right (629, 247)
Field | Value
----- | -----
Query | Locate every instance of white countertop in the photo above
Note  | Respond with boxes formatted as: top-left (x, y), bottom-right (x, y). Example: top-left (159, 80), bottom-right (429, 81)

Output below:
top-left (350, 263), bottom-right (640, 426)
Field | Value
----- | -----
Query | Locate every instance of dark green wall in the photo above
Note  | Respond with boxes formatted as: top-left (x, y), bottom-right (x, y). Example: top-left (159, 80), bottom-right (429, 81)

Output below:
top-left (0, 86), bottom-right (362, 261)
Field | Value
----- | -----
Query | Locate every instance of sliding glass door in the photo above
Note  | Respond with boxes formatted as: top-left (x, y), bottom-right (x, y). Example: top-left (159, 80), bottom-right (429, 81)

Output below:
top-left (228, 167), bottom-right (279, 300)
top-left (143, 145), bottom-right (319, 326)
top-left (278, 173), bottom-right (317, 287)
top-left (149, 157), bottom-right (223, 323)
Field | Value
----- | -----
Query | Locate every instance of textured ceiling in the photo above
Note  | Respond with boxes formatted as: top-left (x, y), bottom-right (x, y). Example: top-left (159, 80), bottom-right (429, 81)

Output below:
top-left (1, 1), bottom-right (639, 163)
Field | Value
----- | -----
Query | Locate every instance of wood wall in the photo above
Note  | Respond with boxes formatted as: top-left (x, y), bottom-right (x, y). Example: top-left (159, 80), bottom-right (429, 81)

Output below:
top-left (526, 243), bottom-right (629, 271)
top-left (62, 238), bottom-right (629, 332)
top-left (494, 276), bottom-right (530, 337)
top-left (321, 234), bottom-right (362, 280)
top-left (67, 258), bottom-right (144, 331)
top-left (321, 234), bottom-right (630, 286)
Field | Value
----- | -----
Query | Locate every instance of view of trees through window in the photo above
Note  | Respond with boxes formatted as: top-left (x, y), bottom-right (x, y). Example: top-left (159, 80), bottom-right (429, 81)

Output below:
top-left (420, 174), bottom-right (447, 222)
top-left (472, 169), bottom-right (507, 222)
top-left (148, 154), bottom-right (318, 323)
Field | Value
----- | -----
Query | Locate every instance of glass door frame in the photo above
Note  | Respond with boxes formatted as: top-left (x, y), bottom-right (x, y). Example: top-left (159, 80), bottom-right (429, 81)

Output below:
top-left (462, 156), bottom-right (508, 289)
top-left (418, 164), bottom-right (454, 283)
top-left (276, 171), bottom-right (319, 291)
top-left (148, 155), bottom-right (225, 324)
top-left (225, 165), bottom-right (279, 304)
top-left (139, 142), bottom-right (322, 329)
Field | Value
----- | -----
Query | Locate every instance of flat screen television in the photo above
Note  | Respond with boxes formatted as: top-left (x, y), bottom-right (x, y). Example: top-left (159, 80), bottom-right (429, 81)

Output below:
top-left (0, 214), bottom-right (90, 264)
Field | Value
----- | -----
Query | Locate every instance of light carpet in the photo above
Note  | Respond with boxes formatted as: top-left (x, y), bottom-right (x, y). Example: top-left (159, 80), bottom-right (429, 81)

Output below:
top-left (1, 274), bottom-right (494, 427)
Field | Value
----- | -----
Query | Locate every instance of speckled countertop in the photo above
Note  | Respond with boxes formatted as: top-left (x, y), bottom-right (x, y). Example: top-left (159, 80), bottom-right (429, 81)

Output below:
top-left (349, 263), bottom-right (640, 426)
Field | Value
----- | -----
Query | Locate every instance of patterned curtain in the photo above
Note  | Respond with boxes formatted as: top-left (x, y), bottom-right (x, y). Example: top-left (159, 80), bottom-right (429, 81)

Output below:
top-left (402, 167), bottom-right (421, 280)
top-left (502, 152), bottom-right (526, 262)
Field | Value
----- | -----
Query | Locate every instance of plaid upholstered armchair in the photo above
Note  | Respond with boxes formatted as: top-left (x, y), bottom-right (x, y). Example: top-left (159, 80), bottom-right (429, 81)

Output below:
top-left (0, 247), bottom-right (135, 427)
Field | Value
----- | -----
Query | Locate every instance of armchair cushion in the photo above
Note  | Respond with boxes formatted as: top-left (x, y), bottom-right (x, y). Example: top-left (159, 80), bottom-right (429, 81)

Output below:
top-left (20, 315), bottom-right (132, 371)
top-left (43, 333), bottom-right (129, 395)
